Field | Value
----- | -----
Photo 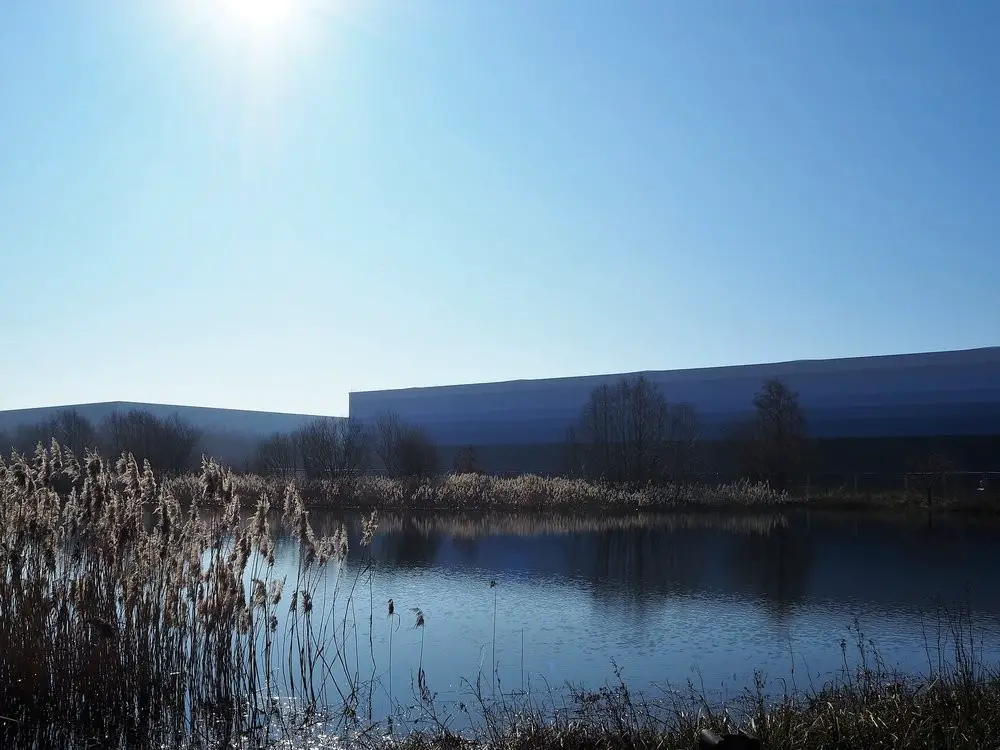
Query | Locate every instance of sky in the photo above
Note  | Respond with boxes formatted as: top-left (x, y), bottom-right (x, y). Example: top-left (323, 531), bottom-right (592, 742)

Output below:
top-left (1, 1), bottom-right (998, 417)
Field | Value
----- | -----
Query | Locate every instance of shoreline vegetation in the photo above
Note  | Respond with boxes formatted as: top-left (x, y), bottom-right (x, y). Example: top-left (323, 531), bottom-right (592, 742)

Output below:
top-left (162, 469), bottom-right (1000, 516)
top-left (2, 444), bottom-right (999, 750)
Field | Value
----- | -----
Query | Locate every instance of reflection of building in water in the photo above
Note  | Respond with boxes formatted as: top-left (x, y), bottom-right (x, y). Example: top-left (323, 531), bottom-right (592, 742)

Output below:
top-left (349, 346), bottom-right (1000, 475)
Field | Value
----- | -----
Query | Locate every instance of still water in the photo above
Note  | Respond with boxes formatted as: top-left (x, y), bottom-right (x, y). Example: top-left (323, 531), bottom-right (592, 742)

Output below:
top-left (261, 509), bottom-right (1000, 720)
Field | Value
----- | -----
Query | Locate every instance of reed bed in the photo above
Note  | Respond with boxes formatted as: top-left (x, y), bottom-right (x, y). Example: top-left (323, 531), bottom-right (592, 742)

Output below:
top-left (167, 473), bottom-right (790, 512)
top-left (0, 442), bottom-right (385, 749)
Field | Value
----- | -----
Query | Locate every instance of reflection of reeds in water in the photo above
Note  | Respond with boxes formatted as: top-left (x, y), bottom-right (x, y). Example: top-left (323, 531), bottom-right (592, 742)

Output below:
top-left (344, 510), bottom-right (789, 540)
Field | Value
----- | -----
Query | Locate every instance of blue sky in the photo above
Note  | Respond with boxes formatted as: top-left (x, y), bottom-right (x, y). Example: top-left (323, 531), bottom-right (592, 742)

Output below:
top-left (1, 1), bottom-right (997, 416)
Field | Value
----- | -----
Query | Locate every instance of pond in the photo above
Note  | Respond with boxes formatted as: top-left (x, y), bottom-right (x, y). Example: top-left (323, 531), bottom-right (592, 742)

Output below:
top-left (260, 509), bottom-right (1000, 724)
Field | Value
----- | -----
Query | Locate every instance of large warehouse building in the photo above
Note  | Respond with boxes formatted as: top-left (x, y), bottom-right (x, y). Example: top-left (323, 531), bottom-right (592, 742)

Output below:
top-left (4, 347), bottom-right (998, 476)
top-left (349, 347), bottom-right (1000, 475)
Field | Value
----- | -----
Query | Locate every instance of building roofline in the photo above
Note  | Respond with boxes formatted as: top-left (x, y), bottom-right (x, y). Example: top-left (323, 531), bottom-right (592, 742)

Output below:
top-left (0, 400), bottom-right (340, 420)
top-left (348, 346), bottom-right (1000, 397)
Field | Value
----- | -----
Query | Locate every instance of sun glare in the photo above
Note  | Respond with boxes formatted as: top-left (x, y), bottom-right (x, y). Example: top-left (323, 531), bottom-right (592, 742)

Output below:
top-left (175, 0), bottom-right (317, 52)
top-left (215, 0), bottom-right (300, 34)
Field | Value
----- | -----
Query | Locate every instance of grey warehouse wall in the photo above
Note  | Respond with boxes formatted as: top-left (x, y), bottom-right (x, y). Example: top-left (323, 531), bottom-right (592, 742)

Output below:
top-left (349, 347), bottom-right (1000, 449)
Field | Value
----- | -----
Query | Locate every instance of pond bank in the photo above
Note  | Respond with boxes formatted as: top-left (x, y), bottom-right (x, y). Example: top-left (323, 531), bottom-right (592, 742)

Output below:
top-left (165, 469), bottom-right (999, 515)
top-left (285, 648), bottom-right (1000, 750)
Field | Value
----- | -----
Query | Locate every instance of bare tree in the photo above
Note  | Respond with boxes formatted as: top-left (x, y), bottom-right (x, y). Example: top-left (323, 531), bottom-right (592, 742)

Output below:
top-left (453, 445), bottom-right (482, 474)
top-left (907, 447), bottom-right (955, 509)
top-left (745, 378), bottom-right (808, 491)
top-left (663, 402), bottom-right (700, 485)
top-left (396, 425), bottom-right (439, 479)
top-left (57, 409), bottom-right (99, 458)
top-left (339, 418), bottom-right (371, 477)
top-left (295, 417), bottom-right (369, 480)
top-left (371, 411), bottom-right (405, 476)
top-left (570, 376), bottom-right (698, 485)
top-left (11, 409), bottom-right (100, 459)
top-left (368, 412), bottom-right (441, 478)
top-left (101, 409), bottom-right (202, 475)
top-left (161, 415), bottom-right (202, 474)
top-left (577, 383), bottom-right (619, 480)
top-left (253, 432), bottom-right (299, 478)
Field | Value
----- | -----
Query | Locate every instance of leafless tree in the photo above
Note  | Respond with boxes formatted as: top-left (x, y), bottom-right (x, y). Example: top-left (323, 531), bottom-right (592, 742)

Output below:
top-left (743, 378), bottom-right (809, 491)
top-left (907, 447), bottom-right (955, 508)
top-left (570, 375), bottom-right (699, 484)
top-left (453, 445), bottom-right (483, 474)
top-left (253, 432), bottom-right (299, 478)
top-left (295, 417), bottom-right (369, 480)
top-left (371, 411), bottom-right (405, 476)
top-left (663, 402), bottom-right (700, 485)
top-left (368, 411), bottom-right (442, 478)
top-left (11, 409), bottom-right (100, 460)
top-left (396, 425), bottom-right (439, 479)
top-left (101, 409), bottom-right (202, 475)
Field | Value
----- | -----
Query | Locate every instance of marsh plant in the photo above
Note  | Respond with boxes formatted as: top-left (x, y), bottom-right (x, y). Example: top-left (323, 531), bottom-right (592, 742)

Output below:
top-left (168, 472), bottom-right (791, 513)
top-left (0, 442), bottom-right (403, 749)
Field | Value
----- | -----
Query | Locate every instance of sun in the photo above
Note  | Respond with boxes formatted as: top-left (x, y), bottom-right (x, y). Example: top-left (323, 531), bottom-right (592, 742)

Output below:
top-left (174, 0), bottom-right (315, 51)
top-left (214, 0), bottom-right (300, 35)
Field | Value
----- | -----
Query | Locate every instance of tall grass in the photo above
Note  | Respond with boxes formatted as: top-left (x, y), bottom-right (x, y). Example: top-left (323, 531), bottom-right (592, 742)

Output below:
top-left (0, 442), bottom-right (392, 749)
top-left (168, 472), bottom-right (791, 512)
top-left (379, 614), bottom-right (1000, 750)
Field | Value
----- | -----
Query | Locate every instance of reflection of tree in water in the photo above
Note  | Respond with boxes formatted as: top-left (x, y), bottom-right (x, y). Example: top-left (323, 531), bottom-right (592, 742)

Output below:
top-left (572, 528), bottom-right (732, 611)
top-left (723, 522), bottom-right (816, 620)
top-left (451, 536), bottom-right (482, 562)
top-left (368, 517), bottom-right (444, 569)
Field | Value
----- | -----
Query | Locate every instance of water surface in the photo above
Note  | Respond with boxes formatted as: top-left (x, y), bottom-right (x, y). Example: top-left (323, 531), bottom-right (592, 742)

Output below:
top-left (263, 509), bottom-right (1000, 721)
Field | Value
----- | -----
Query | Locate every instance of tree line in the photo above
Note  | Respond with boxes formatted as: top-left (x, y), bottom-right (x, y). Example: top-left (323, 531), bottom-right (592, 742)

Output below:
top-left (252, 412), bottom-right (446, 480)
top-left (252, 411), bottom-right (489, 480)
top-left (0, 408), bottom-right (202, 475)
top-left (1, 377), bottom-right (811, 488)
top-left (564, 375), bottom-right (809, 490)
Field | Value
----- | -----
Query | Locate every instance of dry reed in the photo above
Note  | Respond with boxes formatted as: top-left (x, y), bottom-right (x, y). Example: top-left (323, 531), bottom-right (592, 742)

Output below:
top-left (0, 442), bottom-right (375, 749)
top-left (167, 472), bottom-right (790, 513)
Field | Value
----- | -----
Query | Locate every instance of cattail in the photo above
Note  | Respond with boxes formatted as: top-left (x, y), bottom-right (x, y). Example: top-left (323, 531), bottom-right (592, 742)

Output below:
top-left (387, 598), bottom-right (395, 618)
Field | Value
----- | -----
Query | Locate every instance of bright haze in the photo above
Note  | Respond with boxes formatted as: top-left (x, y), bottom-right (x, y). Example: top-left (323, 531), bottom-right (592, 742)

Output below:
top-left (1, 1), bottom-right (997, 416)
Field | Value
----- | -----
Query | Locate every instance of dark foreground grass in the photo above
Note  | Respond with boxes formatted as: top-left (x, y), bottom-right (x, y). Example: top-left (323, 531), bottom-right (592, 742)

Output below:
top-left (353, 623), bottom-right (1000, 750)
